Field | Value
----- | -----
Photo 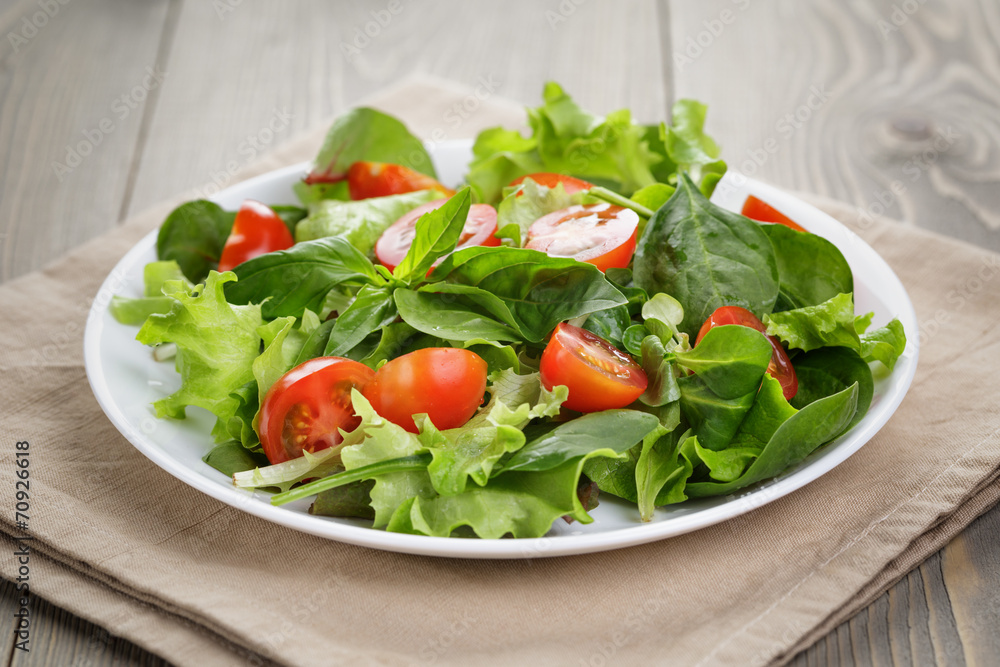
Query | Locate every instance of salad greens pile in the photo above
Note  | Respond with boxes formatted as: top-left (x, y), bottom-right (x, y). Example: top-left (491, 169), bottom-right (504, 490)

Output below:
top-left (112, 83), bottom-right (907, 539)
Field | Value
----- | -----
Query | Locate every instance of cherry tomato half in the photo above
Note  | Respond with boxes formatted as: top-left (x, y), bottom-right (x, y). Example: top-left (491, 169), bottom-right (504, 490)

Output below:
top-left (259, 357), bottom-right (375, 464)
top-left (540, 323), bottom-right (648, 413)
top-left (525, 204), bottom-right (639, 272)
top-left (696, 306), bottom-right (798, 400)
top-left (362, 348), bottom-right (487, 433)
top-left (510, 173), bottom-right (593, 195)
top-left (217, 200), bottom-right (295, 273)
top-left (347, 161), bottom-right (454, 200)
top-left (741, 195), bottom-right (807, 233)
top-left (374, 199), bottom-right (501, 273)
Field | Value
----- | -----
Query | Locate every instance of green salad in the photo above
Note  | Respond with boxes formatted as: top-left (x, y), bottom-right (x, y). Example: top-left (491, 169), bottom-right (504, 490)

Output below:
top-left (111, 82), bottom-right (906, 538)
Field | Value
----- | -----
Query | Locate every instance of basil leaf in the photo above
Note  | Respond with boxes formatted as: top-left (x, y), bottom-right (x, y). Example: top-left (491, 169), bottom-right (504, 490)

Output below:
top-left (634, 173), bottom-right (779, 337)
top-left (156, 200), bottom-right (235, 283)
top-left (432, 246), bottom-right (627, 342)
top-left (394, 288), bottom-right (523, 342)
top-left (324, 285), bottom-right (398, 356)
top-left (393, 188), bottom-right (472, 284)
top-left (760, 223), bottom-right (853, 311)
top-left (306, 107), bottom-right (436, 184)
top-left (227, 237), bottom-right (380, 319)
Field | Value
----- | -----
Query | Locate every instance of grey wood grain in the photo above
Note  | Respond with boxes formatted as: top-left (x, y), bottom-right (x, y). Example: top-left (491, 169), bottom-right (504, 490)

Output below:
top-left (667, 0), bottom-right (1000, 252)
top-left (125, 0), bottom-right (670, 215)
top-left (0, 0), bottom-right (172, 282)
top-left (0, 578), bottom-right (168, 667)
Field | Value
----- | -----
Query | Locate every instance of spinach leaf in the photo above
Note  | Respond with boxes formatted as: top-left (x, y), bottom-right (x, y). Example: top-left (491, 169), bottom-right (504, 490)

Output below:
top-left (324, 285), bottom-right (398, 356)
top-left (226, 237), bottom-right (380, 319)
top-left (393, 188), bottom-right (471, 284)
top-left (634, 173), bottom-right (779, 337)
top-left (674, 324), bottom-right (772, 399)
top-left (730, 374), bottom-right (798, 450)
top-left (636, 427), bottom-right (695, 520)
top-left (678, 374), bottom-right (756, 451)
top-left (305, 107), bottom-right (436, 184)
top-left (432, 246), bottom-right (627, 342)
top-left (202, 441), bottom-right (268, 477)
top-left (310, 480), bottom-right (376, 520)
top-left (760, 223), bottom-right (853, 311)
top-left (156, 200), bottom-right (236, 283)
top-left (499, 409), bottom-right (658, 473)
top-left (790, 346), bottom-right (874, 431)
top-left (686, 383), bottom-right (859, 497)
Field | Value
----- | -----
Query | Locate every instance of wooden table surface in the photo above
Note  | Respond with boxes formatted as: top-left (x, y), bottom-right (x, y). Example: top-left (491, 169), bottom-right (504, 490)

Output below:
top-left (2, 0), bottom-right (998, 665)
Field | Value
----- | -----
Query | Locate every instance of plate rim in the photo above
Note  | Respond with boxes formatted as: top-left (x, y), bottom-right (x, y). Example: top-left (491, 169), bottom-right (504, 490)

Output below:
top-left (83, 144), bottom-right (919, 559)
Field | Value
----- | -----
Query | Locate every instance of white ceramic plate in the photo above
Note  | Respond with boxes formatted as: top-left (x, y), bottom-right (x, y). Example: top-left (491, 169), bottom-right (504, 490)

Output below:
top-left (84, 141), bottom-right (919, 559)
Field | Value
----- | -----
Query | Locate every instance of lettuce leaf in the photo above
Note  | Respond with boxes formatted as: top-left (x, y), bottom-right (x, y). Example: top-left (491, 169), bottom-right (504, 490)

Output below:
top-left (495, 178), bottom-right (590, 246)
top-left (294, 190), bottom-right (442, 255)
top-left (465, 82), bottom-right (662, 203)
top-left (136, 271), bottom-right (263, 441)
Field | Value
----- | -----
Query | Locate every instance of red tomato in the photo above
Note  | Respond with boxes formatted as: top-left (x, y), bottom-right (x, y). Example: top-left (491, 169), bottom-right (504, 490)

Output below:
top-left (217, 200), bottom-right (295, 273)
top-left (540, 323), bottom-right (648, 413)
top-left (525, 204), bottom-right (638, 272)
top-left (696, 306), bottom-right (798, 400)
top-left (510, 173), bottom-right (593, 195)
top-left (741, 195), bottom-right (808, 233)
top-left (347, 161), bottom-right (454, 200)
top-left (362, 348), bottom-right (487, 433)
top-left (374, 199), bottom-right (501, 273)
top-left (259, 357), bottom-right (375, 464)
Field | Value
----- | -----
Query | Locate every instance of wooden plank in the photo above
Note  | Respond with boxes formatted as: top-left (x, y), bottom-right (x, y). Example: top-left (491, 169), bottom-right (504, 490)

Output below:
top-left (0, 578), bottom-right (19, 663)
top-left (0, 0), bottom-right (171, 282)
top-left (2, 580), bottom-right (169, 667)
top-left (126, 0), bottom-right (670, 214)
top-left (666, 0), bottom-right (1000, 252)
top-left (941, 504), bottom-right (1000, 664)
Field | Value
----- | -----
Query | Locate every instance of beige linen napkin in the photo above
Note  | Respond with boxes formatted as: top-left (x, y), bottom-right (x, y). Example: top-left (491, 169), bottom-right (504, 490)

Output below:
top-left (2, 75), bottom-right (999, 667)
